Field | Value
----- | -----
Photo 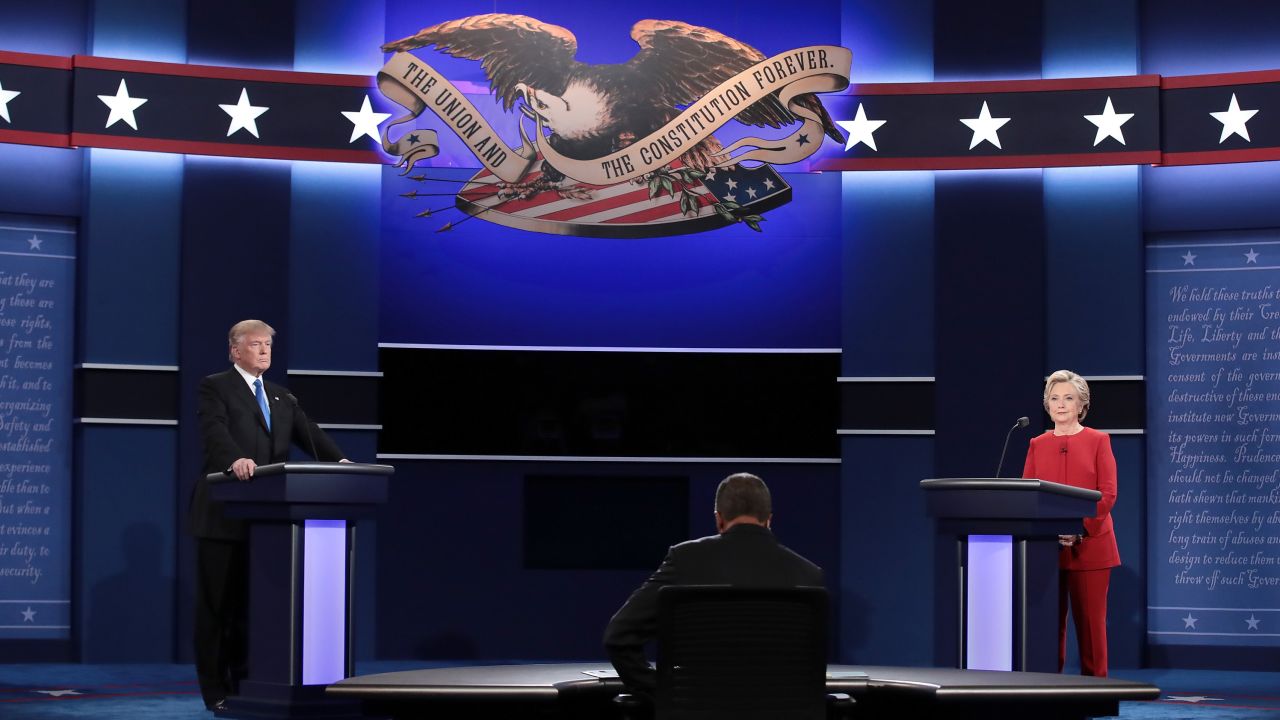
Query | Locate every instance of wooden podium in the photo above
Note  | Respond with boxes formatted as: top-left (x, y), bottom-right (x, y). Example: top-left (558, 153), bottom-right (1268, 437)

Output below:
top-left (920, 478), bottom-right (1100, 673)
top-left (208, 461), bottom-right (392, 718)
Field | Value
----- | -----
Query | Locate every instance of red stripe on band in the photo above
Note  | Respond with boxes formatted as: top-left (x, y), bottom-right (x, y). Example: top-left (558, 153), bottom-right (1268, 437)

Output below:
top-left (813, 151), bottom-right (1161, 171)
top-left (1159, 147), bottom-right (1280, 166)
top-left (850, 75), bottom-right (1161, 96)
top-left (0, 128), bottom-right (71, 148)
top-left (72, 55), bottom-right (373, 87)
top-left (71, 132), bottom-right (385, 163)
top-left (0, 50), bottom-right (72, 70)
top-left (1162, 69), bottom-right (1280, 89)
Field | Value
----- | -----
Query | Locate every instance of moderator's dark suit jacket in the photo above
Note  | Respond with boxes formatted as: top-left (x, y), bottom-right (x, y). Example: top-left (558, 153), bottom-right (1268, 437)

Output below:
top-left (188, 367), bottom-right (345, 541)
top-left (602, 523), bottom-right (825, 693)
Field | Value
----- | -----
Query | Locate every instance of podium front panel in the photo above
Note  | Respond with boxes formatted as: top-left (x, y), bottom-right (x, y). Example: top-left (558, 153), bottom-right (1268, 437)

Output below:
top-left (967, 535), bottom-right (1013, 671)
top-left (302, 519), bottom-right (348, 685)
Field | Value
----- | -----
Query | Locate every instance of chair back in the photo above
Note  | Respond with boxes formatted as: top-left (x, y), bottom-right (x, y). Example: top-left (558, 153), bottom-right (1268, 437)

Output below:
top-left (655, 585), bottom-right (828, 720)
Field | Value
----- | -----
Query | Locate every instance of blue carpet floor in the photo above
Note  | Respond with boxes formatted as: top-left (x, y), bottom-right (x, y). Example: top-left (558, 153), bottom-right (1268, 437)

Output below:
top-left (0, 663), bottom-right (1277, 718)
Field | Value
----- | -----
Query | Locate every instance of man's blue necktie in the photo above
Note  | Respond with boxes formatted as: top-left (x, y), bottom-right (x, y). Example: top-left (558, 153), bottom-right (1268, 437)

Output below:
top-left (254, 378), bottom-right (271, 431)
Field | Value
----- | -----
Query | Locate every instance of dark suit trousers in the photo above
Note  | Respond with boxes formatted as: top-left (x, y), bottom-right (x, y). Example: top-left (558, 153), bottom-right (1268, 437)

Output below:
top-left (195, 538), bottom-right (249, 706)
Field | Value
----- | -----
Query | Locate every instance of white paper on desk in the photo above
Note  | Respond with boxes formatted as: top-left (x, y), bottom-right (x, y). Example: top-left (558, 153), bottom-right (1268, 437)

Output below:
top-left (582, 669), bottom-right (619, 678)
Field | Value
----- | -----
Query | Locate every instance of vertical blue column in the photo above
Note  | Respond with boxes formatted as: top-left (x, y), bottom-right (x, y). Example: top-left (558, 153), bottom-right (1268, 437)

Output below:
top-left (0, 2), bottom-right (85, 223)
top-left (75, 1), bottom-right (186, 662)
top-left (292, 0), bottom-right (385, 663)
top-left (291, 0), bottom-right (383, 371)
top-left (1042, 0), bottom-right (1145, 670)
top-left (79, 150), bottom-right (183, 361)
top-left (1042, 167), bottom-right (1142, 372)
top-left (839, 172), bottom-right (937, 666)
top-left (287, 162), bottom-right (381, 372)
top-left (1042, 0), bottom-right (1138, 79)
top-left (837, 0), bottom-right (936, 667)
top-left (176, 0), bottom-right (298, 663)
top-left (930, 0), bottom-right (1046, 668)
top-left (176, 155), bottom-right (293, 666)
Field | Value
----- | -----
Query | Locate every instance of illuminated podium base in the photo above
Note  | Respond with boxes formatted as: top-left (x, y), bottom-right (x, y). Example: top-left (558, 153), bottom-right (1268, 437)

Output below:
top-left (209, 462), bottom-right (392, 719)
top-left (921, 478), bottom-right (1101, 673)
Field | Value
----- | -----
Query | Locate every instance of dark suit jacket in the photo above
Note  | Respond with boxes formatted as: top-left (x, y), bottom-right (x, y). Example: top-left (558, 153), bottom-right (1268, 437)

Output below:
top-left (188, 367), bottom-right (345, 540)
top-left (602, 523), bottom-right (824, 693)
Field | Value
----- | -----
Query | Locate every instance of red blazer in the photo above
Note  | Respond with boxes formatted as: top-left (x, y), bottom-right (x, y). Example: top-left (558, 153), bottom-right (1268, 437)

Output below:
top-left (1022, 427), bottom-right (1120, 571)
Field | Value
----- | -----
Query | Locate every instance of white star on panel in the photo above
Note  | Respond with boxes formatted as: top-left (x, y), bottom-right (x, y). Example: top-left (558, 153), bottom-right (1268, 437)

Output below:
top-left (960, 101), bottom-right (1010, 150)
top-left (27, 235), bottom-right (43, 250)
top-left (1246, 613), bottom-right (1261, 630)
top-left (762, 178), bottom-right (775, 190)
top-left (97, 79), bottom-right (148, 131)
top-left (220, 88), bottom-right (269, 139)
top-left (723, 192), bottom-right (737, 203)
top-left (1210, 93), bottom-right (1258, 143)
top-left (1181, 612), bottom-right (1198, 629)
top-left (725, 178), bottom-right (738, 190)
top-left (746, 186), bottom-right (758, 199)
top-left (341, 95), bottom-right (391, 143)
top-left (1181, 251), bottom-right (1197, 266)
top-left (1083, 97), bottom-right (1134, 147)
top-left (0, 80), bottom-right (20, 123)
top-left (837, 103), bottom-right (887, 151)
top-left (1166, 695), bottom-right (1222, 703)
top-left (21, 606), bottom-right (36, 622)
top-left (1244, 248), bottom-right (1260, 264)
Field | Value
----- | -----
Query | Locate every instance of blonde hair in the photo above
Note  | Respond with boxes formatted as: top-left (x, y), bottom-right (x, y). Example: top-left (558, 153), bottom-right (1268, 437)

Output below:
top-left (1043, 370), bottom-right (1090, 420)
top-left (227, 319), bottom-right (276, 361)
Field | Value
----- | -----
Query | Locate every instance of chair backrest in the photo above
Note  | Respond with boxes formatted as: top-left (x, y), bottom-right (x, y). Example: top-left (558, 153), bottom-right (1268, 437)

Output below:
top-left (655, 585), bottom-right (828, 720)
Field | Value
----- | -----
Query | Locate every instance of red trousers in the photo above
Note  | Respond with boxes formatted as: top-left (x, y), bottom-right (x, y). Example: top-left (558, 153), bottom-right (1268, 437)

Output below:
top-left (1059, 567), bottom-right (1110, 677)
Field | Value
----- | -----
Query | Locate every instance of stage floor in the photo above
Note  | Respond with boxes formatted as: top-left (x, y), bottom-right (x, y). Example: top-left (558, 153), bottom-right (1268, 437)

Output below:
top-left (3, 663), bottom-right (1277, 720)
top-left (329, 661), bottom-right (1162, 719)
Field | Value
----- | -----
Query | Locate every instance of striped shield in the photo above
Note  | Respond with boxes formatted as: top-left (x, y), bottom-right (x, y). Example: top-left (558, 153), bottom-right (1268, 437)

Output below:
top-left (452, 160), bottom-right (791, 238)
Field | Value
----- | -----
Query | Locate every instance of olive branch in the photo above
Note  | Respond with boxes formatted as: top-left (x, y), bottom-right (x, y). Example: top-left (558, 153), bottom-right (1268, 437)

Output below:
top-left (645, 166), bottom-right (766, 232)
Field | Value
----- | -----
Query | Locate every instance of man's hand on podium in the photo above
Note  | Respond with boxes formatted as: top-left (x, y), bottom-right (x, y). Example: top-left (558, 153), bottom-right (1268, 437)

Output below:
top-left (230, 457), bottom-right (257, 481)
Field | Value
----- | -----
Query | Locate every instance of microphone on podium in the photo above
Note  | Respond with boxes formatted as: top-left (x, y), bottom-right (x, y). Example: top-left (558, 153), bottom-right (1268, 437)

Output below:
top-left (995, 416), bottom-right (1031, 478)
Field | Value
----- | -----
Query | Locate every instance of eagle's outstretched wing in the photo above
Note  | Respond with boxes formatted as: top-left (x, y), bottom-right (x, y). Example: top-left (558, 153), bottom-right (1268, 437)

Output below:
top-left (627, 20), bottom-right (844, 143)
top-left (382, 14), bottom-right (582, 112)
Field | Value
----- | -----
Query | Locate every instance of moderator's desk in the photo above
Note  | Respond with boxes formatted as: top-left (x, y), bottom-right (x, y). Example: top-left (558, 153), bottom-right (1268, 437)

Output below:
top-left (328, 662), bottom-right (1160, 719)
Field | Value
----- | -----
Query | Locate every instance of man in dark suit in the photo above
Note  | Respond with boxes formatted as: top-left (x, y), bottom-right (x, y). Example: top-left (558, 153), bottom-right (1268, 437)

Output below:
top-left (603, 472), bottom-right (824, 695)
top-left (189, 319), bottom-right (348, 711)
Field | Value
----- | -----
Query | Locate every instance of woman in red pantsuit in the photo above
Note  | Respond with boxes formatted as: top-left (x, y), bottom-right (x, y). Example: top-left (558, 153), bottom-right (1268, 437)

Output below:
top-left (1022, 370), bottom-right (1120, 677)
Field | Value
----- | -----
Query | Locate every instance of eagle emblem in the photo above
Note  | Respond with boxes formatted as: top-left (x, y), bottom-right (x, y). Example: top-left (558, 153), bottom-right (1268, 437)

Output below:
top-left (377, 15), bottom-right (851, 237)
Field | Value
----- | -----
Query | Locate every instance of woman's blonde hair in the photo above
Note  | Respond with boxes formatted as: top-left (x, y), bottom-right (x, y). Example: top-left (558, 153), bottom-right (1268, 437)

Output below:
top-left (1043, 370), bottom-right (1090, 420)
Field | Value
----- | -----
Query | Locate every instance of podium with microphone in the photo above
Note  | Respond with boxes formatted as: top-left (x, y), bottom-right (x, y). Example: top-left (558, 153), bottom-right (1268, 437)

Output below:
top-left (208, 461), bottom-right (392, 718)
top-left (921, 417), bottom-right (1099, 673)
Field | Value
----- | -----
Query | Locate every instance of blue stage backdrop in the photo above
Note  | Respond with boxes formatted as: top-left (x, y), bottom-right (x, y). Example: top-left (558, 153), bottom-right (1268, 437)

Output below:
top-left (377, 2), bottom-right (844, 349)
top-left (1146, 229), bottom-right (1280, 648)
top-left (379, 168), bottom-right (842, 348)
top-left (0, 214), bottom-right (74, 639)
